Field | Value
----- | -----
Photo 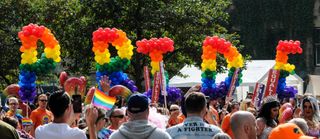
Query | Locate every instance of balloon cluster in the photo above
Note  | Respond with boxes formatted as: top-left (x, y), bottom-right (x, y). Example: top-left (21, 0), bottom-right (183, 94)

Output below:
top-left (201, 36), bottom-right (244, 99)
top-left (136, 37), bottom-right (174, 74)
top-left (59, 72), bottom-right (87, 98)
top-left (274, 40), bottom-right (302, 99)
top-left (84, 87), bottom-right (95, 104)
top-left (278, 103), bottom-right (293, 124)
top-left (144, 87), bottom-right (182, 105)
top-left (18, 24), bottom-right (61, 102)
top-left (144, 70), bottom-right (182, 104)
top-left (92, 28), bottom-right (134, 65)
top-left (3, 84), bottom-right (20, 98)
top-left (275, 40), bottom-right (302, 73)
top-left (92, 27), bottom-right (137, 93)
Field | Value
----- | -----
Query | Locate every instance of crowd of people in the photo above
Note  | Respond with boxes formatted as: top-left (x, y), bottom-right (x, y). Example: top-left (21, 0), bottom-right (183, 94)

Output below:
top-left (0, 83), bottom-right (319, 139)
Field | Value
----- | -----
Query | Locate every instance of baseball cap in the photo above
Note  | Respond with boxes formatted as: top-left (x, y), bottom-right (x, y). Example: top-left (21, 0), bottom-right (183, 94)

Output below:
top-left (127, 93), bottom-right (150, 113)
top-left (269, 123), bottom-right (315, 139)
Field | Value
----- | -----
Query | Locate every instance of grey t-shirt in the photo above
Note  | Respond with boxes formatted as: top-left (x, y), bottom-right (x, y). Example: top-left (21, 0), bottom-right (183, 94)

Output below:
top-left (166, 116), bottom-right (222, 139)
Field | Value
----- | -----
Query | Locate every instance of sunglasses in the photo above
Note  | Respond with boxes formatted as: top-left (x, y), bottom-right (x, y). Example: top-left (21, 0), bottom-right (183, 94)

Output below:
top-left (170, 109), bottom-right (179, 112)
top-left (111, 115), bottom-right (124, 118)
top-left (39, 99), bottom-right (48, 102)
top-left (9, 103), bottom-right (18, 106)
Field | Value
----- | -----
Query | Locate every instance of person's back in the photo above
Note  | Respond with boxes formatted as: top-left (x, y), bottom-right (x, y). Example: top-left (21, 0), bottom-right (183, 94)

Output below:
top-left (109, 93), bottom-right (171, 139)
top-left (166, 116), bottom-right (221, 139)
top-left (110, 119), bottom-right (170, 139)
top-left (35, 92), bottom-right (86, 139)
top-left (36, 122), bottom-right (85, 139)
top-left (166, 92), bottom-right (222, 139)
top-left (0, 120), bottom-right (19, 139)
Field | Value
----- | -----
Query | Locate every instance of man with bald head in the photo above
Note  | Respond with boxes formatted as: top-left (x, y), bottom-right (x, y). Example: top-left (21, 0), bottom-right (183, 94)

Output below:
top-left (230, 111), bottom-right (257, 139)
top-left (108, 108), bottom-right (125, 131)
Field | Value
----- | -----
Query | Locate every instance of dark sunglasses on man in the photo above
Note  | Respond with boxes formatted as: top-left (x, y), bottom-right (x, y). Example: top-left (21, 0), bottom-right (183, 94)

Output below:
top-left (39, 99), bottom-right (48, 102)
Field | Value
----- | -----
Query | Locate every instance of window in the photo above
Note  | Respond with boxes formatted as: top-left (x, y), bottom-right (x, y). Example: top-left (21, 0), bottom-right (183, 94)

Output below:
top-left (314, 28), bottom-right (320, 66)
top-left (317, 45), bottom-right (320, 66)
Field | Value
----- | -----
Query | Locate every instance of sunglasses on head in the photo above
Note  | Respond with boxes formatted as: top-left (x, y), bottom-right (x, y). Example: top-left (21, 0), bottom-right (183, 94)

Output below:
top-left (111, 115), bottom-right (124, 118)
top-left (9, 103), bottom-right (18, 105)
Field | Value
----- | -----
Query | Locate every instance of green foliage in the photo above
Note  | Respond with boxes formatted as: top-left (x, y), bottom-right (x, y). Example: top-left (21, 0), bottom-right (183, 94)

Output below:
top-left (0, 0), bottom-right (245, 91)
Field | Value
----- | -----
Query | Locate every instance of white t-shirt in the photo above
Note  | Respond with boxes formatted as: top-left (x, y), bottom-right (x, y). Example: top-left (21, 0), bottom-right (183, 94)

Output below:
top-left (35, 123), bottom-right (86, 139)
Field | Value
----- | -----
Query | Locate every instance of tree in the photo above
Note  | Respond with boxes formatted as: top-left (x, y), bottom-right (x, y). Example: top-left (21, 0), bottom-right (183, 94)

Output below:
top-left (0, 0), bottom-right (246, 91)
top-left (0, 0), bottom-right (93, 89)
top-left (81, 0), bottom-right (246, 90)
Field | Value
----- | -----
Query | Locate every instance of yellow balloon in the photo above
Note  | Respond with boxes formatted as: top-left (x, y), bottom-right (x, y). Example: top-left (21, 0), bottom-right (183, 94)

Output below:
top-left (21, 59), bottom-right (27, 64)
top-left (151, 61), bottom-right (160, 73)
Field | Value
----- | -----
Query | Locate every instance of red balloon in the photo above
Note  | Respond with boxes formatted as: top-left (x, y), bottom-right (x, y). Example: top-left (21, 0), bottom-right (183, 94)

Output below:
top-left (59, 71), bottom-right (68, 87)
top-left (64, 77), bottom-right (86, 97)
top-left (3, 84), bottom-right (20, 98)
top-left (84, 87), bottom-right (95, 104)
top-left (109, 85), bottom-right (132, 100)
top-left (80, 76), bottom-right (86, 87)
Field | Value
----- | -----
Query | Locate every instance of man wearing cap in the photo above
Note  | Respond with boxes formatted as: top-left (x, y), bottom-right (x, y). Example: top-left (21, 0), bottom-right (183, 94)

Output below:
top-left (109, 93), bottom-right (171, 139)
top-left (166, 92), bottom-right (222, 139)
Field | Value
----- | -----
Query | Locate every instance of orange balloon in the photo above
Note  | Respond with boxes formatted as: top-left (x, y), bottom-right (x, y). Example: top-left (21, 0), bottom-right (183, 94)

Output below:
top-left (150, 52), bottom-right (163, 61)
top-left (112, 30), bottom-right (128, 46)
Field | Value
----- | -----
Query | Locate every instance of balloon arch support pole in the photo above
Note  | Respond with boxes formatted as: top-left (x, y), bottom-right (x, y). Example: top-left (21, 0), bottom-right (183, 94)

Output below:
top-left (26, 101), bottom-right (29, 118)
top-left (163, 94), bottom-right (168, 115)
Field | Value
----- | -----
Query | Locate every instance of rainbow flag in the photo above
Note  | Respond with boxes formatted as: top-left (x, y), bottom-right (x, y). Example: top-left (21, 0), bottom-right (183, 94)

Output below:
top-left (92, 89), bottom-right (116, 111)
top-left (22, 118), bottom-right (33, 126)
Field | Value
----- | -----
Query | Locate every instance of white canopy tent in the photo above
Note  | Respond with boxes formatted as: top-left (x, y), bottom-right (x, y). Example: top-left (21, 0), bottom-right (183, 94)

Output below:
top-left (169, 60), bottom-right (304, 100)
top-left (305, 75), bottom-right (320, 98)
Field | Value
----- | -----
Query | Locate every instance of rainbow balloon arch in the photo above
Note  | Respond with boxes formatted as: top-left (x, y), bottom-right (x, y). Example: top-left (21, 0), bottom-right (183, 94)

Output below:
top-left (136, 37), bottom-right (183, 104)
top-left (200, 36), bottom-right (244, 99)
top-left (92, 27), bottom-right (138, 93)
top-left (274, 40), bottom-right (302, 100)
top-left (18, 24), bottom-right (61, 102)
top-left (13, 23), bottom-right (304, 105)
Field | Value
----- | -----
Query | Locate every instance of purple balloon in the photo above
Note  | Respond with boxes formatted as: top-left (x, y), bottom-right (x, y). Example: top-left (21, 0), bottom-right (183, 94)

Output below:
top-left (144, 87), bottom-right (182, 105)
top-left (121, 79), bottom-right (138, 92)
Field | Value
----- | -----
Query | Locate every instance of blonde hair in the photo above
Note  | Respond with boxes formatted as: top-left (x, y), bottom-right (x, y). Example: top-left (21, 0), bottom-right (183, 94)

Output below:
top-left (38, 94), bottom-right (47, 100)
top-left (7, 97), bottom-right (18, 104)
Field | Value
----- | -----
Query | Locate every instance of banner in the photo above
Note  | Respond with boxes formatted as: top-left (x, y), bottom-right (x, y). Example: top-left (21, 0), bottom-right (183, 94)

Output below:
top-left (143, 66), bottom-right (150, 92)
top-left (151, 72), bottom-right (161, 103)
top-left (253, 83), bottom-right (265, 109)
top-left (251, 83), bottom-right (259, 105)
top-left (264, 69), bottom-right (280, 97)
top-left (227, 68), bottom-right (240, 98)
top-left (159, 61), bottom-right (167, 96)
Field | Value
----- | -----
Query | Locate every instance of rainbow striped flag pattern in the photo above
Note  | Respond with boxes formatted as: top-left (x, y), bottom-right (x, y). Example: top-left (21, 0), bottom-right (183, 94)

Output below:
top-left (92, 89), bottom-right (116, 111)
top-left (22, 118), bottom-right (33, 126)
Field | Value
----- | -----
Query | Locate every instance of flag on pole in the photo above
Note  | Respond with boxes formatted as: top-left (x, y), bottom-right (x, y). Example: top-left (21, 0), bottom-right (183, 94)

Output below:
top-left (159, 61), bottom-right (167, 96)
top-left (251, 83), bottom-right (260, 105)
top-left (144, 66), bottom-right (151, 91)
top-left (92, 89), bottom-right (116, 111)
top-left (252, 83), bottom-right (265, 110)
top-left (22, 118), bottom-right (33, 126)
top-left (151, 72), bottom-right (161, 103)
top-left (264, 69), bottom-right (280, 97)
top-left (227, 68), bottom-right (240, 98)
